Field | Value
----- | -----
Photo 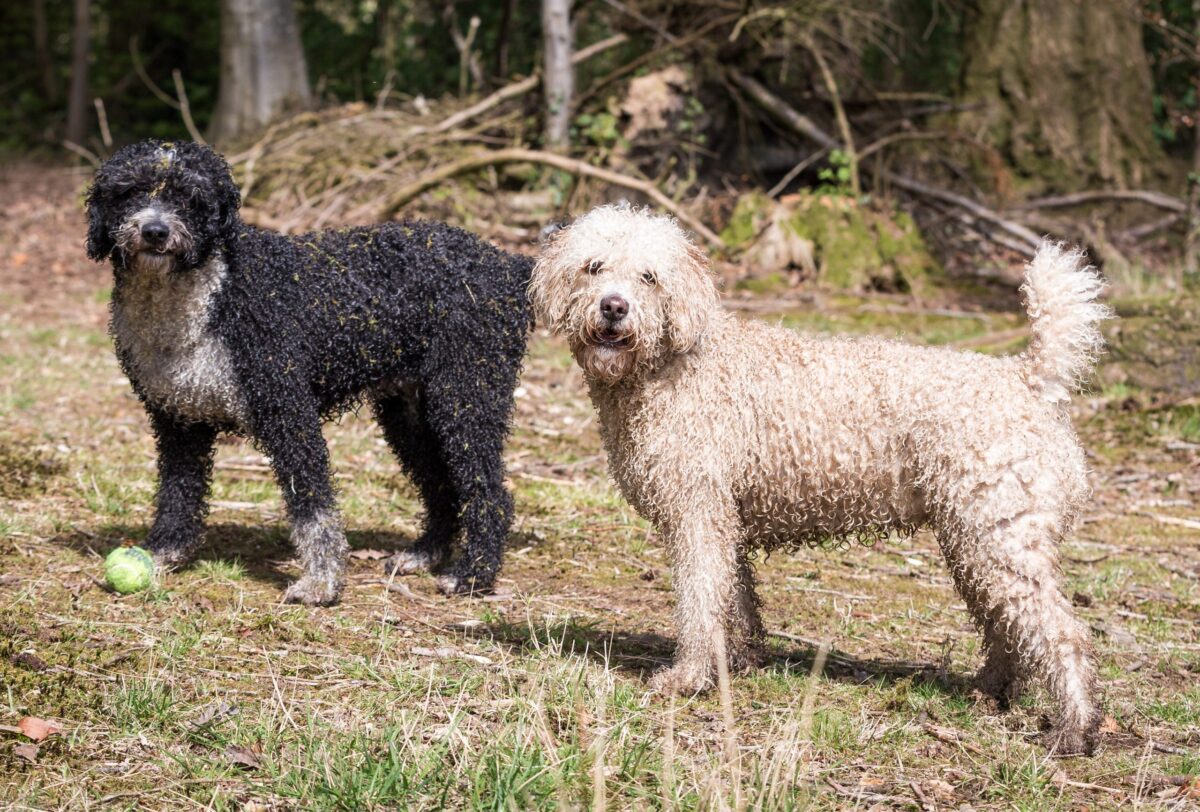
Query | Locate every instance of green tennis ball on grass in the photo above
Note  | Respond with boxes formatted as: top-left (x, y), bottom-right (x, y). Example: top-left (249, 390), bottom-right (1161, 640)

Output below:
top-left (104, 545), bottom-right (155, 594)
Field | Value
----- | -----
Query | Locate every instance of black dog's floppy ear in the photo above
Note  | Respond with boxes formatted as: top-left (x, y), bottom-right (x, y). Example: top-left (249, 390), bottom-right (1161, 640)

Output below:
top-left (215, 170), bottom-right (242, 237)
top-left (84, 182), bottom-right (115, 262)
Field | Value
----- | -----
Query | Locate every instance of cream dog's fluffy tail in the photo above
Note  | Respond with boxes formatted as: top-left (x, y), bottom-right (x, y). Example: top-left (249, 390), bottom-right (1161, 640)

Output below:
top-left (1019, 242), bottom-right (1112, 405)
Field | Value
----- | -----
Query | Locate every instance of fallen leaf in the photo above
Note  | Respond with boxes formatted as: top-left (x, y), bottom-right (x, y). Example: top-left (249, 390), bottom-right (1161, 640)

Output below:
top-left (349, 549), bottom-right (389, 560)
top-left (17, 717), bottom-right (61, 742)
top-left (226, 742), bottom-right (262, 771)
top-left (14, 743), bottom-right (38, 763)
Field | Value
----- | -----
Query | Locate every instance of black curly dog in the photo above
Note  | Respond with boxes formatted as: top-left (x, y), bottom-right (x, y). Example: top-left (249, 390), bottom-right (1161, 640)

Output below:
top-left (85, 139), bottom-right (532, 604)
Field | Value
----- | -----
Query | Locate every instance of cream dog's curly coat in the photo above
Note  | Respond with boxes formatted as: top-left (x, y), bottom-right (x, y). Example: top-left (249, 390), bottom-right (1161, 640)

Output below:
top-left (531, 205), bottom-right (1110, 754)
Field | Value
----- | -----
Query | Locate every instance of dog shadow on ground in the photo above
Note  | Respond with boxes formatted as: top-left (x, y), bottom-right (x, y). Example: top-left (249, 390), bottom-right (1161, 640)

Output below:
top-left (48, 525), bottom-right (975, 700)
top-left (48, 522), bottom-right (415, 591)
top-left (471, 615), bottom-right (976, 699)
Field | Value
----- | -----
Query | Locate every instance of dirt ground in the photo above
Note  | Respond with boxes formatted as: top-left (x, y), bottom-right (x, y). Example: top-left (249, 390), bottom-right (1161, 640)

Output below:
top-left (0, 165), bottom-right (1197, 810)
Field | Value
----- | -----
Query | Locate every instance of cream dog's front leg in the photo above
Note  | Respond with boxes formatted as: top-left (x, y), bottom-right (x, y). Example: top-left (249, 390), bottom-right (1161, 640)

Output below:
top-left (649, 498), bottom-right (743, 695)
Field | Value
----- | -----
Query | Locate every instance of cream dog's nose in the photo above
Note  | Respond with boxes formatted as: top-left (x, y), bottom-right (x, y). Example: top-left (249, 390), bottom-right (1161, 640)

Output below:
top-left (600, 293), bottom-right (628, 322)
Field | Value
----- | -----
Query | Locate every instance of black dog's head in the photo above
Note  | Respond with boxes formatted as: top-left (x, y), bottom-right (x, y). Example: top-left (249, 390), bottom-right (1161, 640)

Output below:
top-left (85, 139), bottom-right (241, 273)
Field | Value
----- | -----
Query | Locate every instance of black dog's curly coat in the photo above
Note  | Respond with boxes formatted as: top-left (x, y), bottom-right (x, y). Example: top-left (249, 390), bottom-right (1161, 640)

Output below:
top-left (86, 139), bottom-right (532, 604)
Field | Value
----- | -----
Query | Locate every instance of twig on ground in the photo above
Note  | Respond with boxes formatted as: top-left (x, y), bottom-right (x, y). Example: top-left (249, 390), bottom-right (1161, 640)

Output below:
top-left (1015, 190), bottom-right (1186, 214)
top-left (1138, 512), bottom-right (1200, 531)
top-left (1119, 213), bottom-right (1183, 243)
top-left (379, 147), bottom-right (723, 247)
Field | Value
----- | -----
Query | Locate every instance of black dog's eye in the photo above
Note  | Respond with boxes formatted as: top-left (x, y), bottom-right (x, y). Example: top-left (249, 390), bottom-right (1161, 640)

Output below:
top-left (584, 260), bottom-right (603, 275)
top-left (641, 271), bottom-right (657, 285)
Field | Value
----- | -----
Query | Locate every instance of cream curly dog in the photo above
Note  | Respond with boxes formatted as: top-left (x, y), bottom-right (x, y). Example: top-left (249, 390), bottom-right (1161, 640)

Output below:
top-left (531, 205), bottom-right (1110, 754)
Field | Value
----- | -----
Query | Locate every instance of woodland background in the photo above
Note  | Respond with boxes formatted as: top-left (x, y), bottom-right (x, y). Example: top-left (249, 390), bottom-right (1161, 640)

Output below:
top-left (5, 0), bottom-right (1200, 288)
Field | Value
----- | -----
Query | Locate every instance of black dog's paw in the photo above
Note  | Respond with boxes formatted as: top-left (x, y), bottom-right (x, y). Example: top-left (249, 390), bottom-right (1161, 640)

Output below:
top-left (146, 542), bottom-right (195, 572)
top-left (435, 569), bottom-right (494, 597)
top-left (383, 546), bottom-right (446, 577)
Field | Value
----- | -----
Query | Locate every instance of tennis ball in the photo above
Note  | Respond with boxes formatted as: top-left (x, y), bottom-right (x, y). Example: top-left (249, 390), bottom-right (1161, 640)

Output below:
top-left (104, 545), bottom-right (155, 594)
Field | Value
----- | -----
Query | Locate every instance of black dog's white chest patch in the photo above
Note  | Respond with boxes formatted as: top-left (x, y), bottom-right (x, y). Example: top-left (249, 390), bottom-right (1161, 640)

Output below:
top-left (112, 254), bottom-right (245, 425)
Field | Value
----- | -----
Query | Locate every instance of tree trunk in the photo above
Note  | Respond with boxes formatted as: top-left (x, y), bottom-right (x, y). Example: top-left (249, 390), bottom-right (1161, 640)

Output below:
top-left (32, 0), bottom-right (56, 101)
top-left (209, 0), bottom-right (311, 145)
top-left (1186, 0), bottom-right (1200, 275)
top-left (541, 0), bottom-right (573, 149)
top-left (495, 0), bottom-right (517, 80)
top-left (65, 0), bottom-right (91, 145)
top-left (958, 0), bottom-right (1162, 192)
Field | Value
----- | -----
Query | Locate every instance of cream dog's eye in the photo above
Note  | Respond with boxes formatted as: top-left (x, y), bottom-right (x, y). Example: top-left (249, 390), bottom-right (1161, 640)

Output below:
top-left (642, 271), bottom-right (656, 285)
top-left (584, 260), bottom-right (603, 275)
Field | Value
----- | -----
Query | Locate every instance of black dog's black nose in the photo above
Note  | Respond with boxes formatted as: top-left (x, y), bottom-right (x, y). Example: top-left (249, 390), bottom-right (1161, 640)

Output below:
top-left (140, 221), bottom-right (170, 246)
top-left (600, 294), bottom-right (628, 322)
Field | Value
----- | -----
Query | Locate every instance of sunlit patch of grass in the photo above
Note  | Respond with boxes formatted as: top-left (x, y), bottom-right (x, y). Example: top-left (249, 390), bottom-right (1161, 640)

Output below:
top-left (1101, 381), bottom-right (1138, 400)
top-left (193, 558), bottom-right (246, 583)
top-left (985, 754), bottom-right (1058, 805)
top-left (1141, 687), bottom-right (1200, 726)
top-left (108, 677), bottom-right (180, 734)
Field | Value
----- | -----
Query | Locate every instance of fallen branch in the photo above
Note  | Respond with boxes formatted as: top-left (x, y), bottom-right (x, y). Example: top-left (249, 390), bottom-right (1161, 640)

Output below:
top-left (379, 147), bottom-right (723, 247)
top-left (728, 68), bottom-right (1043, 254)
top-left (1015, 189), bottom-right (1186, 214)
top-left (893, 173), bottom-right (1041, 253)
top-left (1119, 213), bottom-right (1182, 242)
top-left (129, 35), bottom-right (180, 110)
top-left (172, 69), bottom-right (206, 145)
top-left (423, 33), bottom-right (628, 137)
top-left (728, 70), bottom-right (837, 151)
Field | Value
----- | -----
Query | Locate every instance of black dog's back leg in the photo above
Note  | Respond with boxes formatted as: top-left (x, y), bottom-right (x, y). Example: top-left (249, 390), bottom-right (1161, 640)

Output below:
top-left (144, 410), bottom-right (218, 568)
top-left (421, 364), bottom-right (518, 595)
top-left (249, 394), bottom-right (349, 606)
top-left (374, 387), bottom-right (460, 576)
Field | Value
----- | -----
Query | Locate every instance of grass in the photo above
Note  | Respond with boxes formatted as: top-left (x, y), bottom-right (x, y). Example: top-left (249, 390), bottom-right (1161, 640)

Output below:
top-left (1, 189), bottom-right (1198, 807)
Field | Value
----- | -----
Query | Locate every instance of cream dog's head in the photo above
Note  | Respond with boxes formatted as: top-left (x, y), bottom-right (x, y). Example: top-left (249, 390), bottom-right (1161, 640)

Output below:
top-left (530, 205), bottom-right (719, 383)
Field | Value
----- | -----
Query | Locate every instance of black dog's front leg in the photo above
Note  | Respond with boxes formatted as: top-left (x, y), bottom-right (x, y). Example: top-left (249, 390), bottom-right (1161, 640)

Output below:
top-left (144, 410), bottom-right (218, 570)
top-left (252, 400), bottom-right (348, 606)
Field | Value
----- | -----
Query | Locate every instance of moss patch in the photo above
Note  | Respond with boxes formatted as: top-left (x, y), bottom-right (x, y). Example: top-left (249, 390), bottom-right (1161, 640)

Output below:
top-left (724, 192), bottom-right (940, 295)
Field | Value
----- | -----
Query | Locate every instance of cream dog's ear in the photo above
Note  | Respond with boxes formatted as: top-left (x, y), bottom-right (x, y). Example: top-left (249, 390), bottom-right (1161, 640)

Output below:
top-left (665, 242), bottom-right (719, 353)
top-left (529, 228), bottom-right (576, 333)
